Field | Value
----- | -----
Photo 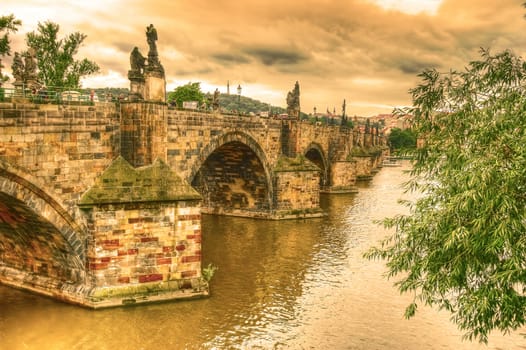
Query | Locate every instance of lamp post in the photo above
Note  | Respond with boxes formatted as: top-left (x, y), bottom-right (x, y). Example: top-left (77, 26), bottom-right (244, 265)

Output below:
top-left (237, 84), bottom-right (242, 115)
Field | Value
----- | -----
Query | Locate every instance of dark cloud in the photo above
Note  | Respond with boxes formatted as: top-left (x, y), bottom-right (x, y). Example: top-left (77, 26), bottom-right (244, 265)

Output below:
top-left (174, 67), bottom-right (214, 77)
top-left (395, 57), bottom-right (441, 74)
top-left (211, 53), bottom-right (251, 65)
top-left (242, 47), bottom-right (309, 66)
top-left (4, 0), bottom-right (526, 116)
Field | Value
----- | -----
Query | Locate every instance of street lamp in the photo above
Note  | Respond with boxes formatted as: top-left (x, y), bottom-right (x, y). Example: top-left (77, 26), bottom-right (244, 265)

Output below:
top-left (237, 84), bottom-right (242, 114)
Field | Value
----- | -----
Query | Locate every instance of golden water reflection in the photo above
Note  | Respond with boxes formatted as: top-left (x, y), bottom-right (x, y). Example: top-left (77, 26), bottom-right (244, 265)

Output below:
top-left (1, 162), bottom-right (525, 349)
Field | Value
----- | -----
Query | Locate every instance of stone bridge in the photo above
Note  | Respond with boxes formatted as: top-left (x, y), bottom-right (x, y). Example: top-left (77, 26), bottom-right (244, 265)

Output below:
top-left (0, 100), bottom-right (385, 308)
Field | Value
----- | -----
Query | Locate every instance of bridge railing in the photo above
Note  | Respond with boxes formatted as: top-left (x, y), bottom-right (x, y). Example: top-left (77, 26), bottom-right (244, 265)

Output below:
top-left (0, 85), bottom-right (128, 105)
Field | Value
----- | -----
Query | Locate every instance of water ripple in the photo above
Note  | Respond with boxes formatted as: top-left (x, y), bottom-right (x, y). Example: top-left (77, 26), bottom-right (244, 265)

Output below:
top-left (1, 162), bottom-right (525, 349)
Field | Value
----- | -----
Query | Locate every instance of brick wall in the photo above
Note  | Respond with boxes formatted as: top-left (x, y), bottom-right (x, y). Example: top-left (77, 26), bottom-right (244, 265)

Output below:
top-left (85, 202), bottom-right (202, 287)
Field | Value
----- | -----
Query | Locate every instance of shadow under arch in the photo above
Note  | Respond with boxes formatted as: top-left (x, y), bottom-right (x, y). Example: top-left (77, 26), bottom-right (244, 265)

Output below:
top-left (0, 163), bottom-right (86, 284)
top-left (189, 130), bottom-right (274, 215)
top-left (304, 142), bottom-right (329, 189)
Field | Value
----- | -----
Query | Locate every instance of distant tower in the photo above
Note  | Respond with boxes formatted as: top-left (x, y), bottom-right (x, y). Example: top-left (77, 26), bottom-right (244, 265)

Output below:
top-left (227, 80), bottom-right (230, 95)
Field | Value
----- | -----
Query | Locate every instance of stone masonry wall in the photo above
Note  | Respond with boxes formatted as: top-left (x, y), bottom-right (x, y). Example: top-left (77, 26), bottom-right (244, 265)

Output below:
top-left (353, 156), bottom-right (374, 181)
top-left (273, 170), bottom-right (322, 218)
top-left (328, 161), bottom-right (357, 192)
top-left (85, 202), bottom-right (202, 287)
top-left (192, 142), bottom-right (269, 215)
top-left (0, 102), bottom-right (120, 214)
top-left (296, 122), bottom-right (333, 159)
top-left (166, 110), bottom-right (282, 183)
top-left (120, 103), bottom-right (167, 167)
top-left (0, 192), bottom-right (83, 284)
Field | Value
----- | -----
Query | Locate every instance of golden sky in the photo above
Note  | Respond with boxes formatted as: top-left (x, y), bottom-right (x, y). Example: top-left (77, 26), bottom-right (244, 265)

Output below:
top-left (3, 0), bottom-right (526, 116)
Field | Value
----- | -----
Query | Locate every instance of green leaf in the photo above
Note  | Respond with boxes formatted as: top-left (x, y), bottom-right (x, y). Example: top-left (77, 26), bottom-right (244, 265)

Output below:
top-left (404, 302), bottom-right (418, 319)
top-left (365, 48), bottom-right (526, 343)
top-left (25, 20), bottom-right (99, 88)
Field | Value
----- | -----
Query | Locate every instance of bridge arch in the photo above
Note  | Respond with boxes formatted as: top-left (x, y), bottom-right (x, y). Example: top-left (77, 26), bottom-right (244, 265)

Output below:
top-left (190, 131), bottom-right (274, 215)
top-left (0, 163), bottom-right (86, 284)
top-left (304, 142), bottom-right (329, 189)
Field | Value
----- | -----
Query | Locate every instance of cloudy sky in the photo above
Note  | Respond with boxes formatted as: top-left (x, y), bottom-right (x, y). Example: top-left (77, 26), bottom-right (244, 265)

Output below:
top-left (3, 0), bottom-right (526, 116)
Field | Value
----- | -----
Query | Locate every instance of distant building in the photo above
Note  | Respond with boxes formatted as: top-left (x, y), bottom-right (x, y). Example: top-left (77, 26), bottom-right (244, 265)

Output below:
top-left (369, 113), bottom-right (412, 134)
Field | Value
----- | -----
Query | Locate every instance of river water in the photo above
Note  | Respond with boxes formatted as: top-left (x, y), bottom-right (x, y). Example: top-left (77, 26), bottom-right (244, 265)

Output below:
top-left (1, 162), bottom-right (525, 349)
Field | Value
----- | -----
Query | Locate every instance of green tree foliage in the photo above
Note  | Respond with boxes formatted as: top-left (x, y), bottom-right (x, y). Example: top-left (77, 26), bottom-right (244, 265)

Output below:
top-left (215, 92), bottom-right (270, 114)
top-left (388, 127), bottom-right (416, 151)
top-left (25, 21), bottom-right (99, 88)
top-left (0, 14), bottom-right (21, 83)
top-left (167, 82), bottom-right (205, 108)
top-left (365, 49), bottom-right (526, 343)
top-left (0, 14), bottom-right (21, 56)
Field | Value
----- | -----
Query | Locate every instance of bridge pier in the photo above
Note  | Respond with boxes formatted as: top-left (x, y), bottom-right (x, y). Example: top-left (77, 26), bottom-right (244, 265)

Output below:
top-left (272, 155), bottom-right (325, 219)
top-left (323, 160), bottom-right (358, 193)
top-left (78, 156), bottom-right (207, 308)
top-left (352, 148), bottom-right (384, 182)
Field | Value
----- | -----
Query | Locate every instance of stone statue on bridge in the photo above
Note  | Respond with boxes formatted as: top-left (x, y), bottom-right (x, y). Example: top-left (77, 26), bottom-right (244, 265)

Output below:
top-left (211, 88), bottom-right (220, 111)
top-left (11, 49), bottom-right (40, 93)
top-left (11, 52), bottom-right (24, 84)
top-left (128, 24), bottom-right (166, 102)
top-left (128, 47), bottom-right (146, 101)
top-left (145, 24), bottom-right (164, 75)
top-left (146, 24), bottom-right (158, 56)
top-left (130, 46), bottom-right (146, 75)
top-left (286, 81), bottom-right (300, 119)
top-left (24, 48), bottom-right (38, 82)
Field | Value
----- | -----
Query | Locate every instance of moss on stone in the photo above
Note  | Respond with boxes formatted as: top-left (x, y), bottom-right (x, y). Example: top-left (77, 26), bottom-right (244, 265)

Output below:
top-left (274, 155), bottom-right (320, 172)
top-left (87, 278), bottom-right (209, 305)
top-left (89, 278), bottom-right (206, 298)
top-left (79, 156), bottom-right (201, 206)
top-left (349, 146), bottom-right (384, 158)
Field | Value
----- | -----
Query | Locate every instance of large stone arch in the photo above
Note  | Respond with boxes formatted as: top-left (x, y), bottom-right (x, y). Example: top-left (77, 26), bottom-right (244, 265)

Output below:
top-left (304, 142), bottom-right (329, 189)
top-left (0, 163), bottom-right (86, 285)
top-left (190, 131), bottom-right (274, 215)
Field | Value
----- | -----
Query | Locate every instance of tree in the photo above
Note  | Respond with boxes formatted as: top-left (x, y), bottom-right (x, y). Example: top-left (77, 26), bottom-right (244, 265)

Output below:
top-left (167, 82), bottom-right (205, 108)
top-left (365, 48), bottom-right (526, 343)
top-left (202, 91), bottom-right (289, 116)
top-left (25, 21), bottom-right (99, 88)
top-left (388, 127), bottom-right (416, 152)
top-left (0, 14), bottom-right (22, 83)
